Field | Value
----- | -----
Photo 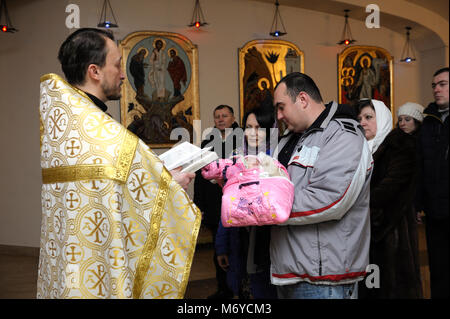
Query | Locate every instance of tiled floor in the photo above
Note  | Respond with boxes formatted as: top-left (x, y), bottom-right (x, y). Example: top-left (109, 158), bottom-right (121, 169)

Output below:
top-left (0, 254), bottom-right (39, 299)
top-left (0, 224), bottom-right (430, 299)
top-left (0, 226), bottom-right (218, 299)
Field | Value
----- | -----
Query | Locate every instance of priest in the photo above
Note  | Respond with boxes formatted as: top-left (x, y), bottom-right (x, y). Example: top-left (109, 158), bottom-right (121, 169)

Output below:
top-left (37, 28), bottom-right (200, 299)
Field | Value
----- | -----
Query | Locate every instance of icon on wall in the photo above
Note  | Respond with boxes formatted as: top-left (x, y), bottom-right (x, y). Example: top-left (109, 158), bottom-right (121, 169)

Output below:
top-left (119, 31), bottom-right (199, 148)
top-left (338, 45), bottom-right (393, 114)
top-left (238, 39), bottom-right (304, 126)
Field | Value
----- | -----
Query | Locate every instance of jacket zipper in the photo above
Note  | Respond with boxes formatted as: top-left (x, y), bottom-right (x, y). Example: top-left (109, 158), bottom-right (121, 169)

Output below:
top-left (316, 224), bottom-right (322, 276)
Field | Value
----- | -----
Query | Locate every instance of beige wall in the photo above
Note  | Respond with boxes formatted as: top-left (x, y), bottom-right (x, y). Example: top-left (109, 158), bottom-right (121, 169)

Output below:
top-left (0, 0), bottom-right (446, 247)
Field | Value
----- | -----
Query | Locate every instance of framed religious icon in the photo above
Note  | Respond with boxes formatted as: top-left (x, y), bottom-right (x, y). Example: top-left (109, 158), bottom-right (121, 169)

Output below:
top-left (119, 31), bottom-right (199, 148)
top-left (238, 39), bottom-right (304, 125)
top-left (338, 45), bottom-right (393, 113)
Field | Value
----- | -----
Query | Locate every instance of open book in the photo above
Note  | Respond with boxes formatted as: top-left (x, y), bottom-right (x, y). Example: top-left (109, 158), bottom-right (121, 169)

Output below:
top-left (158, 141), bottom-right (218, 173)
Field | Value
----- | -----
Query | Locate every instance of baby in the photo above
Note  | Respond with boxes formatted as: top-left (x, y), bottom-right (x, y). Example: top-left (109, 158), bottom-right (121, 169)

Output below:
top-left (201, 152), bottom-right (294, 227)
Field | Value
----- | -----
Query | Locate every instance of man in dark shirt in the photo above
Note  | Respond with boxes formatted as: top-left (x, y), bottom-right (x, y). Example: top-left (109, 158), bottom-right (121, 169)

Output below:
top-left (194, 105), bottom-right (239, 299)
top-left (416, 67), bottom-right (449, 299)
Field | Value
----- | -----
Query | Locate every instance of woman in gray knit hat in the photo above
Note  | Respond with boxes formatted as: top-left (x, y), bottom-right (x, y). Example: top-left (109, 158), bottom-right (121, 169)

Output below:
top-left (397, 102), bottom-right (424, 135)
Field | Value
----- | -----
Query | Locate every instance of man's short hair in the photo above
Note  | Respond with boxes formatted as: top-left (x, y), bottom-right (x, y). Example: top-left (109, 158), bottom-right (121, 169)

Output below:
top-left (58, 28), bottom-right (114, 85)
top-left (275, 72), bottom-right (323, 103)
top-left (214, 104), bottom-right (234, 115)
top-left (433, 67), bottom-right (449, 77)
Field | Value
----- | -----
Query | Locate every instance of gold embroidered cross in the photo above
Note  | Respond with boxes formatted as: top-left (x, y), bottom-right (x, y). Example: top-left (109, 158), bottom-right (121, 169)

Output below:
top-left (66, 245), bottom-right (82, 262)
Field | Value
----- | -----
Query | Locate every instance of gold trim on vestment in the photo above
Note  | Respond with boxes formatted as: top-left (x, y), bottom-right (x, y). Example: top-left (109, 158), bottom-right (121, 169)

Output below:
top-left (177, 193), bottom-right (202, 298)
top-left (40, 73), bottom-right (91, 99)
top-left (41, 130), bottom-right (137, 184)
top-left (42, 164), bottom-right (122, 184)
top-left (39, 114), bottom-right (44, 152)
top-left (40, 73), bottom-right (62, 83)
top-left (40, 74), bottom-right (138, 185)
top-left (115, 130), bottom-right (138, 181)
top-left (133, 168), bottom-right (172, 298)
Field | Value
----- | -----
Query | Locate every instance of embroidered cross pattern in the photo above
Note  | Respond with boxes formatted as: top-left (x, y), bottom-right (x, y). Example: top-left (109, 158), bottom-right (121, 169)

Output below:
top-left (85, 113), bottom-right (117, 139)
top-left (82, 211), bottom-right (109, 244)
top-left (48, 108), bottom-right (67, 140)
top-left (130, 172), bottom-right (151, 202)
top-left (86, 264), bottom-right (108, 297)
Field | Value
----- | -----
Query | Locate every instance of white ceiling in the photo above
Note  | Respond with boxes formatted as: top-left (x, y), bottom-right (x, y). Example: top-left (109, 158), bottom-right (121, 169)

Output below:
top-left (405, 0), bottom-right (448, 20)
top-left (252, 0), bottom-right (448, 49)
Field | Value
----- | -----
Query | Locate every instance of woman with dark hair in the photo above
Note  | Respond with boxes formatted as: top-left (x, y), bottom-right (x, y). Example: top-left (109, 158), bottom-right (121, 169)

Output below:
top-left (214, 106), bottom-right (278, 299)
top-left (397, 102), bottom-right (424, 135)
top-left (357, 99), bottom-right (423, 299)
top-left (242, 105), bottom-right (276, 156)
top-left (397, 102), bottom-right (426, 241)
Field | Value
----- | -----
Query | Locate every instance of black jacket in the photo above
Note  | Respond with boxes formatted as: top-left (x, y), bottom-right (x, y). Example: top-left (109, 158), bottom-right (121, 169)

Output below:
top-left (416, 102), bottom-right (449, 220)
top-left (193, 122), bottom-right (240, 226)
top-left (363, 128), bottom-right (423, 298)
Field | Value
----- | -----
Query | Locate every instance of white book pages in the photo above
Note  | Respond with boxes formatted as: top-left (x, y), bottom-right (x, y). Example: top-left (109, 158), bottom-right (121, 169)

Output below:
top-left (181, 151), bottom-right (218, 173)
top-left (158, 141), bottom-right (218, 172)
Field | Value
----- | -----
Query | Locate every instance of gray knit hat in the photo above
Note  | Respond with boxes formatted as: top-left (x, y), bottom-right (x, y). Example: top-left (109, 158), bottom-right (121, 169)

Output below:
top-left (397, 102), bottom-right (424, 122)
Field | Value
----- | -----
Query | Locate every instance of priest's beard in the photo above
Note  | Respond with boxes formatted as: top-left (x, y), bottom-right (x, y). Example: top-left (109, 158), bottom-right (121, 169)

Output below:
top-left (102, 82), bottom-right (122, 100)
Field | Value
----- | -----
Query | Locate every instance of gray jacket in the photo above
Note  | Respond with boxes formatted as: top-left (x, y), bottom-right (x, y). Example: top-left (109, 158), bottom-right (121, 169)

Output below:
top-left (270, 102), bottom-right (373, 286)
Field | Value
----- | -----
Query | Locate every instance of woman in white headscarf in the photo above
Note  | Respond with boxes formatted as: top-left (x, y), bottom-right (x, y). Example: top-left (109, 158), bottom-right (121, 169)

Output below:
top-left (356, 99), bottom-right (423, 299)
top-left (358, 99), bottom-right (393, 153)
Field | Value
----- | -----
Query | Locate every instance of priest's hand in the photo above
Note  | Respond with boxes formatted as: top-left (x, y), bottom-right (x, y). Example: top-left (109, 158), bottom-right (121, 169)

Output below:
top-left (170, 167), bottom-right (195, 190)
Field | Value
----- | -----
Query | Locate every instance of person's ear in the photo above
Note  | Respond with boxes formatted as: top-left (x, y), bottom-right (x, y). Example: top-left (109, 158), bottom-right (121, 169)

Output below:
top-left (296, 91), bottom-right (309, 109)
top-left (86, 64), bottom-right (102, 81)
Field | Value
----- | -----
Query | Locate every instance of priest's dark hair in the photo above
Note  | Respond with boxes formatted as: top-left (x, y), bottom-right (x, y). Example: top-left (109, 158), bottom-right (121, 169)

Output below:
top-left (275, 72), bottom-right (323, 104)
top-left (58, 28), bottom-right (114, 85)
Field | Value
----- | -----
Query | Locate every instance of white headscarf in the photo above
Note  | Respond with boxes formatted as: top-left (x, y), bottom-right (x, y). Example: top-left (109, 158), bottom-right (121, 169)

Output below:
top-left (367, 99), bottom-right (392, 154)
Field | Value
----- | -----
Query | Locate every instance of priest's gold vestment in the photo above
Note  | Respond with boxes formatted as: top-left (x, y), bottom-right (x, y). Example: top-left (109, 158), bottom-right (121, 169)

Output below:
top-left (37, 73), bottom-right (201, 299)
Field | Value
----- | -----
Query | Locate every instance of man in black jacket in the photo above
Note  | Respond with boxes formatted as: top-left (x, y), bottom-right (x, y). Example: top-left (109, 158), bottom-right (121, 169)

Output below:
top-left (193, 105), bottom-right (240, 299)
top-left (416, 67), bottom-right (449, 299)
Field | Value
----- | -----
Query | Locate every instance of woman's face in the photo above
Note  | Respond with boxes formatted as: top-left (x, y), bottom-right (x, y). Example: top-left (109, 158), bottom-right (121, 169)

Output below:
top-left (398, 115), bottom-right (417, 134)
top-left (357, 105), bottom-right (377, 141)
top-left (245, 113), bottom-right (267, 149)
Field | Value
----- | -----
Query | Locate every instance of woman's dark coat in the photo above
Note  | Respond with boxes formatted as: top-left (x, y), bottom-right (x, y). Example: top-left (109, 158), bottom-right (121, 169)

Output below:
top-left (365, 128), bottom-right (423, 299)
